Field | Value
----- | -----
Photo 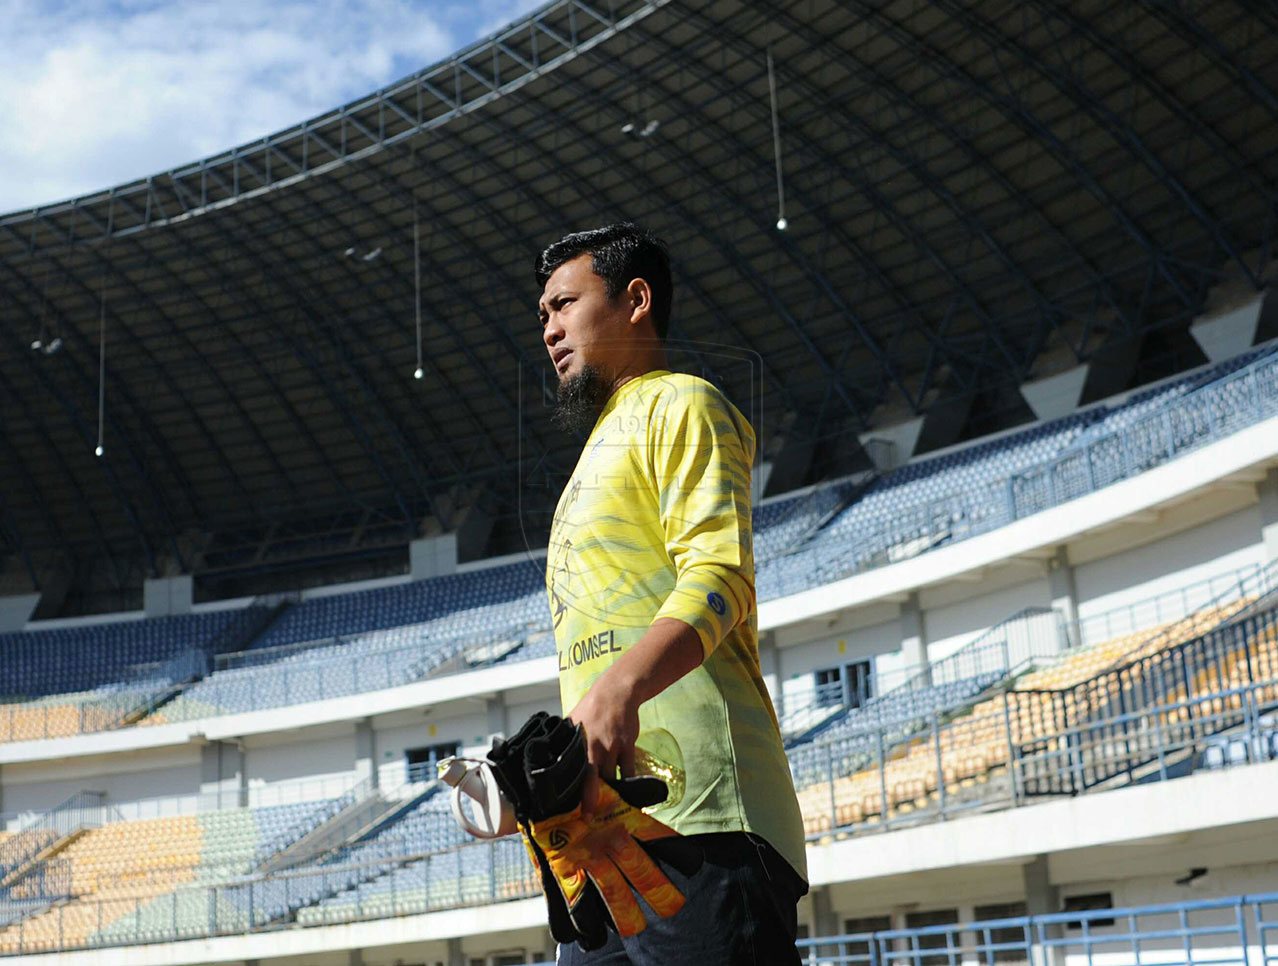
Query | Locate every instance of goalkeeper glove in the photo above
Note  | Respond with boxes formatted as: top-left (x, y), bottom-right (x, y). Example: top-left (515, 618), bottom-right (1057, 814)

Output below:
top-left (487, 712), bottom-right (699, 949)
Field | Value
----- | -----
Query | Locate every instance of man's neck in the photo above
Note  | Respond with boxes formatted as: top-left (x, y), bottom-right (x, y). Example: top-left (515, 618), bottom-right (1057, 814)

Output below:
top-left (608, 353), bottom-right (669, 396)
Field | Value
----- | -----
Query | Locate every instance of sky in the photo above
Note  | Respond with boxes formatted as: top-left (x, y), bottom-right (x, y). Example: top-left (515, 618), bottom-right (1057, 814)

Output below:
top-left (0, 0), bottom-right (546, 213)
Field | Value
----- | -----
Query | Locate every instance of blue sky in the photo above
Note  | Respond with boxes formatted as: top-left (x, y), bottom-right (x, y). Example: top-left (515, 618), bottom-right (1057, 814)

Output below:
top-left (0, 0), bottom-right (545, 213)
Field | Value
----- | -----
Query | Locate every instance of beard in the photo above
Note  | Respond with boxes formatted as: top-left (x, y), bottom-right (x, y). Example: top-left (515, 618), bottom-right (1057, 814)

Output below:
top-left (551, 363), bottom-right (610, 436)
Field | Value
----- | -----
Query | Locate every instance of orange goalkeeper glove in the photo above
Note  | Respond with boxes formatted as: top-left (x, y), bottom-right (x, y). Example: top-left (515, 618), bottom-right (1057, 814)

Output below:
top-left (530, 778), bottom-right (686, 938)
top-left (488, 712), bottom-right (700, 950)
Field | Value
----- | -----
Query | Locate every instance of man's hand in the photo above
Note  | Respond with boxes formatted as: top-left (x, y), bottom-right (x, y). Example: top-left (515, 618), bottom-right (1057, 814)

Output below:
top-left (565, 617), bottom-right (704, 819)
top-left (566, 672), bottom-right (640, 819)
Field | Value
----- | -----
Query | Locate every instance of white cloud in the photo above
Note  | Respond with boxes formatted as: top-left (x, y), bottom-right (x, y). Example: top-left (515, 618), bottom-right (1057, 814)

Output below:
top-left (0, 0), bottom-right (547, 213)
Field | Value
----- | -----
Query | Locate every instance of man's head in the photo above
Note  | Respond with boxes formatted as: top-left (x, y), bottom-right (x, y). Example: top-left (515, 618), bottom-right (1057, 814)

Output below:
top-left (536, 225), bottom-right (672, 433)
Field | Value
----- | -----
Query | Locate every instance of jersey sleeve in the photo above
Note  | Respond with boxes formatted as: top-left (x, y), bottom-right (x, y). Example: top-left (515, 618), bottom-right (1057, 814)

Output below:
top-left (648, 381), bottom-right (757, 658)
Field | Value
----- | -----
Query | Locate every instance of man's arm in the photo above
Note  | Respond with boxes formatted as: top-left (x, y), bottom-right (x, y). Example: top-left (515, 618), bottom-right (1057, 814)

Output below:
top-left (566, 617), bottom-right (702, 818)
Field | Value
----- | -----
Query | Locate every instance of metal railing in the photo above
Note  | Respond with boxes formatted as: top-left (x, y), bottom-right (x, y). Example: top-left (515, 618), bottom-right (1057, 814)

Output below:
top-left (795, 894), bottom-right (1276, 966)
top-left (2, 842), bottom-right (1277, 962)
top-left (0, 771), bottom-right (376, 832)
top-left (793, 597), bottom-right (1278, 836)
top-left (780, 607), bottom-right (1066, 738)
top-left (782, 562), bottom-right (1269, 740)
top-left (152, 617), bottom-right (544, 723)
top-left (1070, 562), bottom-right (1269, 649)
top-left (252, 776), bottom-right (377, 868)
top-left (0, 791), bottom-right (106, 889)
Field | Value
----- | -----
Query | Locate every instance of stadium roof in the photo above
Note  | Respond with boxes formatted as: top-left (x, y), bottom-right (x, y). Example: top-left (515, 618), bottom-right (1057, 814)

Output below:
top-left (1, 0), bottom-right (1276, 607)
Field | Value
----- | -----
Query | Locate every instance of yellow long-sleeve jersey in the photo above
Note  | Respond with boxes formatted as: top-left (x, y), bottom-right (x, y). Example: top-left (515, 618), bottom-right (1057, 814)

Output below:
top-left (546, 369), bottom-right (807, 883)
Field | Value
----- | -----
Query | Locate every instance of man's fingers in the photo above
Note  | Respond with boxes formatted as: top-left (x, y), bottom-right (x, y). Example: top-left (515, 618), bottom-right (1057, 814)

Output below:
top-left (580, 765), bottom-right (601, 818)
top-left (618, 743), bottom-right (637, 780)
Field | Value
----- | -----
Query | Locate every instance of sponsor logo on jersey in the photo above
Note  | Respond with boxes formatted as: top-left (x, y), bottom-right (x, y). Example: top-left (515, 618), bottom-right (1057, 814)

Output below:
top-left (558, 629), bottom-right (622, 671)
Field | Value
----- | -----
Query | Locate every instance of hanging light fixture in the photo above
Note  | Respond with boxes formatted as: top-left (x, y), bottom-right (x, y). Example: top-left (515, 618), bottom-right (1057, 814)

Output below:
top-left (767, 45), bottom-right (787, 231)
top-left (413, 204), bottom-right (424, 380)
top-left (96, 277), bottom-right (106, 457)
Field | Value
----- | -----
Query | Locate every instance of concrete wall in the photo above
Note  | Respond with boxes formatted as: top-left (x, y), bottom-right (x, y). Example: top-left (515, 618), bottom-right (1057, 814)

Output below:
top-left (1, 747), bottom-right (200, 826)
top-left (244, 733), bottom-right (357, 793)
top-left (777, 619), bottom-right (902, 710)
top-left (1074, 505), bottom-right (1264, 622)
top-left (920, 576), bottom-right (1051, 663)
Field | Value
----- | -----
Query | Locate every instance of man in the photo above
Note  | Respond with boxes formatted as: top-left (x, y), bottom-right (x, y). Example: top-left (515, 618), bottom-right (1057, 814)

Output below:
top-left (536, 223), bottom-right (808, 964)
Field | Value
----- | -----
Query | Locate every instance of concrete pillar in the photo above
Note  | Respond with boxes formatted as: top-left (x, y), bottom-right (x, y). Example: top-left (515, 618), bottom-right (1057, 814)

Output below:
top-left (447, 936), bottom-right (465, 966)
top-left (1047, 546), bottom-right (1079, 649)
top-left (1021, 367), bottom-right (1089, 423)
top-left (1023, 854), bottom-right (1062, 966)
top-left (861, 417), bottom-right (924, 472)
top-left (901, 592), bottom-right (930, 686)
top-left (486, 694), bottom-right (508, 741)
top-left (955, 901), bottom-right (979, 966)
top-left (889, 907), bottom-right (912, 957)
top-left (1260, 469), bottom-right (1278, 565)
top-left (810, 885), bottom-right (840, 955)
top-left (143, 575), bottom-right (193, 617)
top-left (355, 718), bottom-right (378, 789)
top-left (411, 533), bottom-right (459, 580)
top-left (347, 949), bottom-right (362, 966)
top-left (1190, 294), bottom-right (1263, 363)
top-left (199, 740), bottom-right (245, 809)
top-left (0, 594), bottom-right (39, 632)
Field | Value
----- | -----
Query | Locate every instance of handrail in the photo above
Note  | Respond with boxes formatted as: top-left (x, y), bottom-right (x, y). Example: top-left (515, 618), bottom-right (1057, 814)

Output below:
top-left (1068, 560), bottom-right (1265, 649)
top-left (781, 562), bottom-right (1268, 734)
top-left (0, 791), bottom-right (105, 886)
top-left (253, 775), bottom-right (376, 864)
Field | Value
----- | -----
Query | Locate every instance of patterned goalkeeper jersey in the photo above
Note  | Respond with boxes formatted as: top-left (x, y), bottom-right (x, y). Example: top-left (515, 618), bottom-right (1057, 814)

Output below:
top-left (546, 369), bottom-right (807, 883)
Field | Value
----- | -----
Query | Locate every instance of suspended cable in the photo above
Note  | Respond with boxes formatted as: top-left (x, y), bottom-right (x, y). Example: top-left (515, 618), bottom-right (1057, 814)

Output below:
top-left (96, 277), bottom-right (106, 457)
top-left (767, 45), bottom-right (787, 231)
top-left (413, 204), bottom-right (424, 381)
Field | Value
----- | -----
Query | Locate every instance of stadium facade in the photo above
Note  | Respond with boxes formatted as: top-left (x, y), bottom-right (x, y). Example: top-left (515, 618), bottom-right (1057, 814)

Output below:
top-left (1, 0), bottom-right (1277, 964)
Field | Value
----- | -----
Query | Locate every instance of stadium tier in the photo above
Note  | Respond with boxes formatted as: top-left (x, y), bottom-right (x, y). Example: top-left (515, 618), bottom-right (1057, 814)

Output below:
top-left (0, 345), bottom-right (1272, 744)
top-left (1, 588), bottom-right (1276, 954)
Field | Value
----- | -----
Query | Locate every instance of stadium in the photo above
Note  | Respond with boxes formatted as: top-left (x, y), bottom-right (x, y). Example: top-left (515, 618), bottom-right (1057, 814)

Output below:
top-left (1, 0), bottom-right (1277, 962)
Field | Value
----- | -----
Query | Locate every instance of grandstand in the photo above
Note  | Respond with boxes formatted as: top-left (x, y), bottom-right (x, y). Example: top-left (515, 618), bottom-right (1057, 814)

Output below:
top-left (1, 0), bottom-right (1277, 963)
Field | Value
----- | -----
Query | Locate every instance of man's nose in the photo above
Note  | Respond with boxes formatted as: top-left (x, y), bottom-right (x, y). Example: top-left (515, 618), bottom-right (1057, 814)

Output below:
top-left (543, 314), bottom-right (564, 348)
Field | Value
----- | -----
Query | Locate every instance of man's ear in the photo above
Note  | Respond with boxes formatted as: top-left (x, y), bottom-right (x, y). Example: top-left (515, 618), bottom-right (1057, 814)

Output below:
top-left (626, 277), bottom-right (653, 326)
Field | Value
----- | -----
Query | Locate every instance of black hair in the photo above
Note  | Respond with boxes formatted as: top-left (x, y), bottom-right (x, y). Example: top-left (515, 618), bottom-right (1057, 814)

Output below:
top-left (534, 223), bottom-right (673, 340)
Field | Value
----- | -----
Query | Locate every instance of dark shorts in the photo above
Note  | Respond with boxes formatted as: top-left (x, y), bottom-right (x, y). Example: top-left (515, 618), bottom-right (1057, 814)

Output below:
top-left (556, 832), bottom-right (808, 966)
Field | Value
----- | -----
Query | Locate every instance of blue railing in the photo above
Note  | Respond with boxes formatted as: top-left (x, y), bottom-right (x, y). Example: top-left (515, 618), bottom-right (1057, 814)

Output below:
top-left (520, 894), bottom-right (1278, 965)
top-left (794, 894), bottom-right (1271, 966)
